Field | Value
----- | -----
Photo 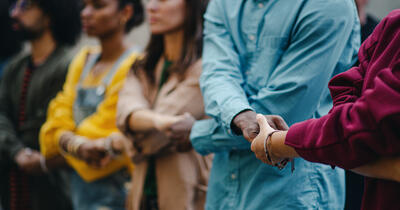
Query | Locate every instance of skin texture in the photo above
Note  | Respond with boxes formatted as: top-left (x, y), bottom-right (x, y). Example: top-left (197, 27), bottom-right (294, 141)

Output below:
top-left (232, 110), bottom-right (289, 143)
top-left (10, 0), bottom-right (49, 40)
top-left (146, 0), bottom-right (186, 35)
top-left (355, 0), bottom-right (368, 25)
top-left (14, 149), bottom-right (43, 174)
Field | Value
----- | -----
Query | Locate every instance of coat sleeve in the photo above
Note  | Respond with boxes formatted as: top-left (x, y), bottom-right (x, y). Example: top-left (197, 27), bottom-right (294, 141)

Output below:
top-left (285, 15), bottom-right (400, 169)
top-left (328, 32), bottom-right (378, 107)
top-left (116, 70), bottom-right (150, 137)
top-left (0, 62), bottom-right (24, 161)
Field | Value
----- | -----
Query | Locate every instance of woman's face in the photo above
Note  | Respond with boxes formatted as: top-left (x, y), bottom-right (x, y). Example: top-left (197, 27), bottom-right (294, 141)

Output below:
top-left (81, 0), bottom-right (126, 38)
top-left (146, 0), bottom-right (186, 35)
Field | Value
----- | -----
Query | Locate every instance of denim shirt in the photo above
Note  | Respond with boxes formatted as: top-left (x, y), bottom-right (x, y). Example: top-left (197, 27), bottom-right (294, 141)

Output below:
top-left (191, 0), bottom-right (360, 209)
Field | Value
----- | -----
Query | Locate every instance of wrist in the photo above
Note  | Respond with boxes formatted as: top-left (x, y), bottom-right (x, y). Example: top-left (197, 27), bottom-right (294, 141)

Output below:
top-left (104, 137), bottom-right (118, 157)
top-left (39, 156), bottom-right (49, 173)
top-left (232, 110), bottom-right (255, 134)
top-left (270, 131), bottom-right (297, 158)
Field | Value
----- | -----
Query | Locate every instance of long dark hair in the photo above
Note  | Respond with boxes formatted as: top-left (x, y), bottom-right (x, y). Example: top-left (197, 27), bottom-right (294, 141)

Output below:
top-left (118, 0), bottom-right (144, 33)
top-left (135, 0), bottom-right (209, 83)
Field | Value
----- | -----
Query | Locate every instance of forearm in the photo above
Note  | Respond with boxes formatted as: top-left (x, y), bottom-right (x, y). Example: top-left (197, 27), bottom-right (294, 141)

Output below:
top-left (270, 131), bottom-right (299, 159)
top-left (351, 157), bottom-right (400, 182)
top-left (129, 109), bottom-right (181, 132)
top-left (129, 110), bottom-right (158, 131)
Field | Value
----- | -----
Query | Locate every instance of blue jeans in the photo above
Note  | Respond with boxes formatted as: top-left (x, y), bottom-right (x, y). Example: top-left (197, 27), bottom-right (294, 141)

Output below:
top-left (69, 170), bottom-right (128, 210)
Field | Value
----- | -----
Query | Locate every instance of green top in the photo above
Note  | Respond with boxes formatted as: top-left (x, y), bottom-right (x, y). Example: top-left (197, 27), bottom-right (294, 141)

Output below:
top-left (143, 59), bottom-right (172, 197)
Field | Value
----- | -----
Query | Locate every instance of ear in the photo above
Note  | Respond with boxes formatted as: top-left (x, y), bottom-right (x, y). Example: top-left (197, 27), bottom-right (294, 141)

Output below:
top-left (120, 3), bottom-right (134, 24)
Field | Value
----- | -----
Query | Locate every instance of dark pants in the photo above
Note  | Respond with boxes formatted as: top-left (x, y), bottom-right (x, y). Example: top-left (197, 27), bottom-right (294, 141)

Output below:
top-left (345, 171), bottom-right (364, 210)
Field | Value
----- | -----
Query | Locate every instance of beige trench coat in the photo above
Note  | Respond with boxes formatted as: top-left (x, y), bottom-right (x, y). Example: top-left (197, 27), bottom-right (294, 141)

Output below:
top-left (117, 58), bottom-right (212, 210)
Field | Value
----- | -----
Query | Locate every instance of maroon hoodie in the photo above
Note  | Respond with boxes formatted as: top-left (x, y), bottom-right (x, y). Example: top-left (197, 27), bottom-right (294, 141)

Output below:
top-left (285, 9), bottom-right (400, 210)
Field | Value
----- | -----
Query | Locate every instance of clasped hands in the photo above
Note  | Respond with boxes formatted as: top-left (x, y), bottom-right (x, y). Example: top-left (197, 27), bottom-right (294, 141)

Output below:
top-left (154, 112), bottom-right (196, 152)
top-left (233, 110), bottom-right (291, 167)
top-left (59, 132), bottom-right (131, 168)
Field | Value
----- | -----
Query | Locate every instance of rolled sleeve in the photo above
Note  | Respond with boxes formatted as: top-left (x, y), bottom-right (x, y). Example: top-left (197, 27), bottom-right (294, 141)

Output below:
top-left (200, 0), bottom-right (253, 133)
top-left (116, 70), bottom-right (150, 136)
top-left (190, 119), bottom-right (250, 155)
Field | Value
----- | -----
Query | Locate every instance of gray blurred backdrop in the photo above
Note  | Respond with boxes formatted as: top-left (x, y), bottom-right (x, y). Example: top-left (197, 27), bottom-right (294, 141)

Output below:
top-left (367, 0), bottom-right (400, 19)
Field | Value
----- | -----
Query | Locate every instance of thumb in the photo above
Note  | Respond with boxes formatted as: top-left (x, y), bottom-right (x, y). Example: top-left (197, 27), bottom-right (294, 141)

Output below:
top-left (256, 114), bottom-right (274, 135)
top-left (251, 114), bottom-right (269, 144)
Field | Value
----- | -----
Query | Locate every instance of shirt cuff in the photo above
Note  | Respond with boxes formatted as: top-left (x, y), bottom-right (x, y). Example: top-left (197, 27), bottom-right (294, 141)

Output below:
top-left (9, 142), bottom-right (25, 162)
top-left (285, 121), bottom-right (316, 161)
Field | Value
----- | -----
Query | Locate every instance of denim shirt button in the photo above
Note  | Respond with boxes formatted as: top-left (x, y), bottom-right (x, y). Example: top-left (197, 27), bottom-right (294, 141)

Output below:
top-left (231, 173), bottom-right (237, 180)
top-left (248, 35), bottom-right (255, 41)
top-left (258, 3), bottom-right (264, 8)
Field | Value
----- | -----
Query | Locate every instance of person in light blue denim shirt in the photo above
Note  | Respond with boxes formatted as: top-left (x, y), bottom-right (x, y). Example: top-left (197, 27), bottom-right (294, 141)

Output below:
top-left (190, 0), bottom-right (360, 209)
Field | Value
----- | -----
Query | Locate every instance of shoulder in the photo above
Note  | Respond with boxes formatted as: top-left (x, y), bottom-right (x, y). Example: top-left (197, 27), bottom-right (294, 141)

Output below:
top-left (300, 0), bottom-right (357, 20)
top-left (366, 9), bottom-right (400, 45)
top-left (378, 9), bottom-right (400, 34)
top-left (385, 9), bottom-right (400, 20)
top-left (1, 51), bottom-right (30, 80)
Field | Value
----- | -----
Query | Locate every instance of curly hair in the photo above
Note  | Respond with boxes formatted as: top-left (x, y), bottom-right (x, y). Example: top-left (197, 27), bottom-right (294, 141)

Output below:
top-left (34, 0), bottom-right (82, 46)
top-left (0, 0), bottom-right (22, 59)
top-left (118, 0), bottom-right (145, 33)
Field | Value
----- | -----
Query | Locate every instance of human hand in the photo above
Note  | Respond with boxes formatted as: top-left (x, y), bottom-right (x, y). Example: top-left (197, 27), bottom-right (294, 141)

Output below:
top-left (77, 140), bottom-right (110, 168)
top-left (168, 113), bottom-right (196, 152)
top-left (232, 110), bottom-right (259, 142)
top-left (107, 133), bottom-right (134, 158)
top-left (14, 148), bottom-right (43, 175)
top-left (251, 115), bottom-right (277, 164)
top-left (264, 115), bottom-right (289, 131)
top-left (154, 114), bottom-right (185, 132)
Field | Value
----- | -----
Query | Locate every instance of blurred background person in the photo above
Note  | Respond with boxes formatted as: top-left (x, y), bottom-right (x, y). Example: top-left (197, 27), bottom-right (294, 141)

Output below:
top-left (116, 0), bottom-right (210, 209)
top-left (355, 0), bottom-right (380, 42)
top-left (39, 0), bottom-right (144, 209)
top-left (0, 0), bottom-right (81, 209)
top-left (0, 0), bottom-right (23, 79)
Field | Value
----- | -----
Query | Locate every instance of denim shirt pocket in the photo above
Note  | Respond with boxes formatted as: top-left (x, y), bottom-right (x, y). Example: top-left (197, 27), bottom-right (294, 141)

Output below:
top-left (246, 36), bottom-right (289, 90)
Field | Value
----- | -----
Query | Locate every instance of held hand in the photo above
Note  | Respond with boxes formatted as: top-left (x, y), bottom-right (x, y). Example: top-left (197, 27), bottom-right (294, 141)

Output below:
top-left (232, 110), bottom-right (259, 142)
top-left (77, 140), bottom-right (110, 168)
top-left (264, 115), bottom-right (289, 131)
top-left (168, 113), bottom-right (196, 152)
top-left (251, 114), bottom-right (276, 165)
top-left (154, 114), bottom-right (185, 132)
top-left (14, 148), bottom-right (43, 175)
top-left (108, 133), bottom-right (134, 158)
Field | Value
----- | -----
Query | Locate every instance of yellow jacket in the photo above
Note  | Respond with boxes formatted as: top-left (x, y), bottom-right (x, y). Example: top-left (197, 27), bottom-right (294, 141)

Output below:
top-left (40, 47), bottom-right (137, 182)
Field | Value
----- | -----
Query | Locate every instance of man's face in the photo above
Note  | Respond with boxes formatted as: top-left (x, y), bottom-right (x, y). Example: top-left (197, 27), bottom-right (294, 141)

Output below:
top-left (10, 0), bottom-right (49, 41)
